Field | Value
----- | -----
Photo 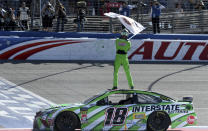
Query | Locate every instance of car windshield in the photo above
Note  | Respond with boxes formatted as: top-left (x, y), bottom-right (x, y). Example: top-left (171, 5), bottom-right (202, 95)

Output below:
top-left (83, 93), bottom-right (104, 104)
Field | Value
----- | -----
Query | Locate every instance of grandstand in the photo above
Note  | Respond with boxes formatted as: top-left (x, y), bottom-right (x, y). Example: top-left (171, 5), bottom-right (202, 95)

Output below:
top-left (1, 0), bottom-right (208, 34)
top-left (50, 10), bottom-right (208, 34)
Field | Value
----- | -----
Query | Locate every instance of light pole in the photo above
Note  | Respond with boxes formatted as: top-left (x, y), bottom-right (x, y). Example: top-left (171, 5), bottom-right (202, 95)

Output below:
top-left (40, 0), bottom-right (42, 29)
top-left (31, 0), bottom-right (35, 30)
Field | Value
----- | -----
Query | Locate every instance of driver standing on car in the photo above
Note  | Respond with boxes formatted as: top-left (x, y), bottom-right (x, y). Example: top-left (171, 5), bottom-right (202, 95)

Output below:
top-left (113, 29), bottom-right (134, 90)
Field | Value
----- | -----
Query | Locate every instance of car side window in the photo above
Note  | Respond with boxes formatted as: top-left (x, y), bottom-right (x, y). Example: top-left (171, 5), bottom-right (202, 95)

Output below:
top-left (96, 93), bottom-right (136, 105)
top-left (96, 97), bottom-right (109, 106)
top-left (137, 93), bottom-right (162, 104)
top-left (108, 93), bottom-right (135, 105)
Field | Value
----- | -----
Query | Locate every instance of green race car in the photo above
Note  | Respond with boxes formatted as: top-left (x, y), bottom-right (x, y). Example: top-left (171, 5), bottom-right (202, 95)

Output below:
top-left (33, 89), bottom-right (197, 131)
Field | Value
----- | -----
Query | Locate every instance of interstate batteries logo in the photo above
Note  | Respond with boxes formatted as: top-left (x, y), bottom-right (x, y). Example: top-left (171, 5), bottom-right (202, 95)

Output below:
top-left (132, 104), bottom-right (188, 113)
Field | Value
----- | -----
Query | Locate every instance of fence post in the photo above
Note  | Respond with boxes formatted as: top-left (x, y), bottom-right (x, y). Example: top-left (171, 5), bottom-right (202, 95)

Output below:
top-left (171, 13), bottom-right (174, 33)
top-left (31, 0), bottom-right (35, 30)
top-left (110, 18), bottom-right (113, 33)
top-left (199, 10), bottom-right (204, 33)
top-left (40, 0), bottom-right (42, 30)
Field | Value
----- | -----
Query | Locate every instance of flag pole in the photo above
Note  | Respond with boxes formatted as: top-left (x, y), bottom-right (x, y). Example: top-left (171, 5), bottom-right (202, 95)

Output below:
top-left (128, 34), bottom-right (137, 40)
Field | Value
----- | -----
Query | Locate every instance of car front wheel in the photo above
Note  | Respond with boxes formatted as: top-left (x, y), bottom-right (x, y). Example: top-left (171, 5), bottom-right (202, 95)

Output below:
top-left (54, 111), bottom-right (80, 131)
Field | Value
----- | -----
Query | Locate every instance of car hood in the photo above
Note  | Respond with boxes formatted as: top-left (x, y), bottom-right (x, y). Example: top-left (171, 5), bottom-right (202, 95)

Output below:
top-left (59, 103), bottom-right (84, 107)
top-left (49, 103), bottom-right (84, 110)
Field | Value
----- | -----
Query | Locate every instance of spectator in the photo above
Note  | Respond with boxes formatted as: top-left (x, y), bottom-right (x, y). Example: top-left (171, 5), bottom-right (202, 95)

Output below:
top-left (75, 1), bottom-right (87, 32)
top-left (104, 2), bottom-right (110, 14)
top-left (41, 1), bottom-right (55, 32)
top-left (187, 0), bottom-right (197, 11)
top-left (18, 2), bottom-right (30, 31)
top-left (0, 6), bottom-right (6, 30)
top-left (99, 5), bottom-right (105, 16)
top-left (76, 7), bottom-right (86, 32)
top-left (4, 8), bottom-right (17, 31)
top-left (175, 3), bottom-right (183, 13)
top-left (119, 1), bottom-right (136, 17)
top-left (55, 0), bottom-right (66, 32)
top-left (195, 0), bottom-right (205, 10)
top-left (100, 2), bottom-right (111, 16)
top-left (150, 0), bottom-right (165, 34)
top-left (87, 0), bottom-right (95, 16)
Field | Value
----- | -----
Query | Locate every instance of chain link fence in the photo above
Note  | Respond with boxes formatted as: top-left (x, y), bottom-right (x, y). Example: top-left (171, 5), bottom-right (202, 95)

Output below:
top-left (1, 0), bottom-right (208, 34)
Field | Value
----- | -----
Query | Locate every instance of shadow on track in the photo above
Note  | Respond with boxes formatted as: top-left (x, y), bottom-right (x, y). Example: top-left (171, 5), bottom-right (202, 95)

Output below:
top-left (148, 64), bottom-right (208, 91)
top-left (0, 60), bottom-right (113, 65)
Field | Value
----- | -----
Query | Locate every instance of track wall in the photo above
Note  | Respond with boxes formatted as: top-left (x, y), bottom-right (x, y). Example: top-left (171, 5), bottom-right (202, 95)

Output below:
top-left (1, 31), bottom-right (208, 62)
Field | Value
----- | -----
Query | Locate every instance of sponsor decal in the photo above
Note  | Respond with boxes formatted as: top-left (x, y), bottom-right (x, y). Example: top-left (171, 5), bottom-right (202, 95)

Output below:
top-left (104, 107), bottom-right (128, 126)
top-left (187, 115), bottom-right (195, 124)
top-left (118, 42), bottom-right (126, 46)
top-left (81, 110), bottom-right (88, 123)
top-left (133, 113), bottom-right (146, 119)
top-left (132, 104), bottom-right (180, 112)
top-left (168, 109), bottom-right (188, 113)
top-left (129, 41), bottom-right (208, 61)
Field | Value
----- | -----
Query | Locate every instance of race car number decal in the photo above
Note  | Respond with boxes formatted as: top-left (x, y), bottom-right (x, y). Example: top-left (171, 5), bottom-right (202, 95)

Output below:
top-left (104, 107), bottom-right (128, 126)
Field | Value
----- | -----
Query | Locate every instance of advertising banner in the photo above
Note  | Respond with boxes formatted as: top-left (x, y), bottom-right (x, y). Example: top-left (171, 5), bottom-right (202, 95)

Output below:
top-left (0, 37), bottom-right (208, 62)
top-left (129, 39), bottom-right (208, 61)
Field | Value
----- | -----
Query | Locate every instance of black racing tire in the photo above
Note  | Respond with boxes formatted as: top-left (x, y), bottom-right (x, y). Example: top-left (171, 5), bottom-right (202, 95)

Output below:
top-left (147, 111), bottom-right (171, 131)
top-left (54, 111), bottom-right (81, 131)
top-left (32, 119), bottom-right (40, 131)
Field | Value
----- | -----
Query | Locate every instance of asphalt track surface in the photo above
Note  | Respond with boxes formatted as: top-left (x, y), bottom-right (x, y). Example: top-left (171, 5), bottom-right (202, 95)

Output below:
top-left (0, 61), bottom-right (208, 128)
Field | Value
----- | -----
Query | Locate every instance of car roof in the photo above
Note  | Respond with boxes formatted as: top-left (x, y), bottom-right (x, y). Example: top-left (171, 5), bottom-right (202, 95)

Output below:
top-left (105, 89), bottom-right (174, 100)
top-left (106, 89), bottom-right (153, 94)
top-left (86, 89), bottom-right (175, 104)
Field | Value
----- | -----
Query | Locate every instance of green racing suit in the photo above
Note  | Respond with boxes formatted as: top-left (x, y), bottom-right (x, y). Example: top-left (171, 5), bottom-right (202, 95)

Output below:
top-left (113, 38), bottom-right (134, 89)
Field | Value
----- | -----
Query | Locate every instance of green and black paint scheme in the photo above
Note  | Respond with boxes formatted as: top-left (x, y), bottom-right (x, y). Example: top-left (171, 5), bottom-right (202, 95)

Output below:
top-left (33, 89), bottom-right (197, 131)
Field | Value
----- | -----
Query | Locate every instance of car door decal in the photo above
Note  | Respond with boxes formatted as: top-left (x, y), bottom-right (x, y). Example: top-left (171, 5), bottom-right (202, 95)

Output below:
top-left (104, 107), bottom-right (128, 126)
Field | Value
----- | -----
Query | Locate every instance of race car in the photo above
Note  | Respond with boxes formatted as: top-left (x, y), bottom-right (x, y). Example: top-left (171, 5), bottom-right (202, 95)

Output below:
top-left (33, 89), bottom-right (197, 131)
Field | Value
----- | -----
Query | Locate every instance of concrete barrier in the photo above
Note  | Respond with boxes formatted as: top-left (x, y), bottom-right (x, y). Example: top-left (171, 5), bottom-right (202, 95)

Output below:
top-left (1, 31), bottom-right (208, 62)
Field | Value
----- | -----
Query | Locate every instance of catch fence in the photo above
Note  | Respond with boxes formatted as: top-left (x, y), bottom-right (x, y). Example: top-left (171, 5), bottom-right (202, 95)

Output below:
top-left (1, 0), bottom-right (208, 34)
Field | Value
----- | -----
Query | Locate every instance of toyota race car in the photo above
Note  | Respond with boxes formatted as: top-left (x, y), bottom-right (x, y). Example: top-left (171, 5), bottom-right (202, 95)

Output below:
top-left (33, 89), bottom-right (197, 131)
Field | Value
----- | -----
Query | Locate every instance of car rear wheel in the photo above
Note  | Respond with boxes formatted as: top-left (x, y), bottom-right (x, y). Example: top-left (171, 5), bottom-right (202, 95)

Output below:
top-left (147, 111), bottom-right (171, 131)
top-left (54, 111), bottom-right (80, 131)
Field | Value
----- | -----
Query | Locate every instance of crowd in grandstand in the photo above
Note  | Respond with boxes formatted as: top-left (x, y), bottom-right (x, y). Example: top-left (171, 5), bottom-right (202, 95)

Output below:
top-left (0, 0), bottom-right (207, 33)
top-left (0, 2), bottom-right (30, 31)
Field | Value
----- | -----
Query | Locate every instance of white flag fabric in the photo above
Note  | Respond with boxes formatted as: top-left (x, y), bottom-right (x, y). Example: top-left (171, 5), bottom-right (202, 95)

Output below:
top-left (104, 12), bottom-right (145, 35)
top-left (104, 12), bottom-right (120, 18)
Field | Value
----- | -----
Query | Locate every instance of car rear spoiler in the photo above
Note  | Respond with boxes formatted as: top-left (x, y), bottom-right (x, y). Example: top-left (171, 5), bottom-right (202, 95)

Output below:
top-left (183, 96), bottom-right (193, 103)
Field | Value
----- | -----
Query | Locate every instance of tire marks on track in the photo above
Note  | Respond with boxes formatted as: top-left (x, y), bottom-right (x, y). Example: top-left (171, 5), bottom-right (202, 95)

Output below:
top-left (148, 64), bottom-right (207, 91)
